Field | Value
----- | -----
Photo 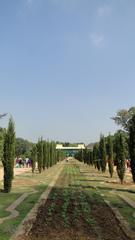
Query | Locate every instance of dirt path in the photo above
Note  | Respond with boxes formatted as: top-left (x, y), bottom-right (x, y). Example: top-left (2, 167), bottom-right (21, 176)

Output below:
top-left (0, 167), bottom-right (31, 182)
top-left (17, 160), bottom-right (131, 240)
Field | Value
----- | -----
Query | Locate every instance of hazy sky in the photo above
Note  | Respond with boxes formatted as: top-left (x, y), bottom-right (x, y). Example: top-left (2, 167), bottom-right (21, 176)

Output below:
top-left (0, 0), bottom-right (135, 144)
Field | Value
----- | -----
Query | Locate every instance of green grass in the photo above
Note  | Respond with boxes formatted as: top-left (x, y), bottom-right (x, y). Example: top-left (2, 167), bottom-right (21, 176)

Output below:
top-left (102, 191), bottom-right (135, 231)
top-left (0, 184), bottom-right (47, 240)
top-left (0, 192), bottom-right (21, 218)
top-left (74, 164), bottom-right (135, 233)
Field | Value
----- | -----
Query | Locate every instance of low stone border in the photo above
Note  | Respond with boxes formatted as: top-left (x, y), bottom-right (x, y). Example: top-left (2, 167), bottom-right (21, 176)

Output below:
top-left (119, 194), bottom-right (135, 219)
top-left (104, 200), bottom-right (135, 240)
top-left (0, 192), bottom-right (35, 224)
top-left (10, 164), bottom-right (64, 240)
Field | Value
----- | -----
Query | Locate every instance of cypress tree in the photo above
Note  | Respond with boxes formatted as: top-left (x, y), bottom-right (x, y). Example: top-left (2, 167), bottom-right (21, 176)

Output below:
top-left (53, 142), bottom-right (56, 165)
top-left (88, 150), bottom-right (92, 166)
top-left (31, 144), bottom-right (37, 173)
top-left (99, 135), bottom-right (106, 172)
top-left (115, 133), bottom-right (125, 184)
top-left (83, 149), bottom-right (88, 164)
top-left (129, 114), bottom-right (135, 182)
top-left (56, 150), bottom-right (60, 162)
top-left (2, 117), bottom-right (15, 192)
top-left (0, 128), bottom-right (4, 161)
top-left (93, 144), bottom-right (100, 170)
top-left (89, 150), bottom-right (93, 166)
top-left (43, 141), bottom-right (47, 170)
top-left (37, 138), bottom-right (43, 173)
top-left (107, 135), bottom-right (114, 178)
top-left (50, 141), bottom-right (56, 167)
top-left (46, 141), bottom-right (50, 168)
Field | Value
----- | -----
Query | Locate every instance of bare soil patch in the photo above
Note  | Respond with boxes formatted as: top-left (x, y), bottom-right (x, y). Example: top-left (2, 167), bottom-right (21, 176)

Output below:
top-left (91, 202), bottom-right (129, 240)
top-left (23, 188), bottom-right (97, 240)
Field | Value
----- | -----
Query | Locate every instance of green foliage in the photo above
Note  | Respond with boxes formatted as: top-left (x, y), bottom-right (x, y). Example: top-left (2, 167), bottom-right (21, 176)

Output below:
top-left (2, 117), bottom-right (16, 192)
top-left (37, 138), bottom-right (43, 173)
top-left (107, 135), bottom-right (114, 178)
top-left (35, 139), bottom-right (60, 173)
top-left (56, 149), bottom-right (66, 162)
top-left (0, 128), bottom-right (5, 161)
top-left (113, 130), bottom-right (128, 165)
top-left (50, 142), bottom-right (56, 167)
top-left (81, 148), bottom-right (92, 166)
top-left (99, 135), bottom-right (106, 172)
top-left (112, 107), bottom-right (135, 132)
top-left (15, 138), bottom-right (33, 158)
top-left (43, 141), bottom-right (47, 170)
top-left (129, 114), bottom-right (135, 182)
top-left (46, 141), bottom-right (50, 168)
top-left (74, 149), bottom-right (83, 162)
top-left (115, 132), bottom-right (125, 184)
top-left (93, 143), bottom-right (100, 170)
top-left (31, 144), bottom-right (37, 173)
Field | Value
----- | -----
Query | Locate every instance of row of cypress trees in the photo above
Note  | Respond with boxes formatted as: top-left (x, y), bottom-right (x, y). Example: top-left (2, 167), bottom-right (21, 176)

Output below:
top-left (76, 112), bottom-right (135, 184)
top-left (0, 118), bottom-right (65, 192)
top-left (31, 139), bottom-right (65, 174)
top-left (75, 132), bottom-right (127, 184)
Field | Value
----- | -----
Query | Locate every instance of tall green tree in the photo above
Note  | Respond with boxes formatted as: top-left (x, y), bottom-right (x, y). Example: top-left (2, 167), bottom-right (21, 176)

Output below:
top-left (43, 141), bottom-right (47, 170)
top-left (15, 138), bottom-right (33, 158)
top-left (37, 138), bottom-right (43, 173)
top-left (31, 144), bottom-right (37, 173)
top-left (112, 107), bottom-right (135, 132)
top-left (129, 114), bottom-right (135, 183)
top-left (0, 128), bottom-right (4, 161)
top-left (50, 142), bottom-right (56, 167)
top-left (46, 141), bottom-right (50, 168)
top-left (113, 130), bottom-right (128, 165)
top-left (2, 117), bottom-right (15, 192)
top-left (93, 143), bottom-right (100, 170)
top-left (115, 132), bottom-right (125, 184)
top-left (89, 150), bottom-right (93, 166)
top-left (99, 135), bottom-right (106, 172)
top-left (107, 135), bottom-right (114, 178)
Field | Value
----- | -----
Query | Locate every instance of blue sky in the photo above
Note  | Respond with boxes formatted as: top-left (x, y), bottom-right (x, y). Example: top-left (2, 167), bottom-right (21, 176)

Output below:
top-left (0, 0), bottom-right (135, 144)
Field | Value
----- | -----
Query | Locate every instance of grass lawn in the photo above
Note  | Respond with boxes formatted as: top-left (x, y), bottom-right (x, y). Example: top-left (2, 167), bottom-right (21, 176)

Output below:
top-left (0, 164), bottom-right (61, 240)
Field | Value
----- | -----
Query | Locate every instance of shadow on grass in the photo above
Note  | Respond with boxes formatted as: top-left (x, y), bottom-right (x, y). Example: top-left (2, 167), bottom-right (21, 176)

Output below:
top-left (79, 179), bottom-right (106, 183)
top-left (69, 184), bottom-right (135, 194)
top-left (0, 189), bottom-right (4, 193)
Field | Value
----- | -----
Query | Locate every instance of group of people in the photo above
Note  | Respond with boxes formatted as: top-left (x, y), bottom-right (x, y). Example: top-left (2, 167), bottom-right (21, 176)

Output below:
top-left (15, 157), bottom-right (32, 168)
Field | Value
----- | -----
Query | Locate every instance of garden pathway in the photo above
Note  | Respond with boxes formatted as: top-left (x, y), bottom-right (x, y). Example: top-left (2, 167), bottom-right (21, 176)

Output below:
top-left (0, 192), bottom-right (36, 224)
top-left (0, 167), bottom-right (31, 182)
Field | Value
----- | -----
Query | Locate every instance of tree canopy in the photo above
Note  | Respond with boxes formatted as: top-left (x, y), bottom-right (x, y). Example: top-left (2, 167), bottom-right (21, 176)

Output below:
top-left (15, 138), bottom-right (33, 157)
top-left (112, 107), bottom-right (135, 132)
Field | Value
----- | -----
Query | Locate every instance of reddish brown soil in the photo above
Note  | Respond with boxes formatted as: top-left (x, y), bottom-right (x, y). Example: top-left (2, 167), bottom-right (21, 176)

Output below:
top-left (21, 189), bottom-right (131, 240)
top-left (23, 188), bottom-right (97, 240)
top-left (20, 165), bottom-right (131, 240)
top-left (91, 202), bottom-right (129, 240)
